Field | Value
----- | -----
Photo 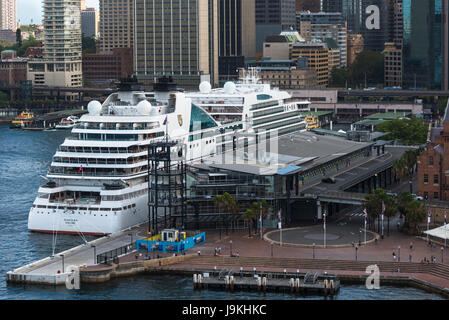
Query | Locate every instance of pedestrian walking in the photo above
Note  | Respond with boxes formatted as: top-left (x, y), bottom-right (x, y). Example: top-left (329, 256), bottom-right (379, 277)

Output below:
top-left (397, 221), bottom-right (400, 231)
top-left (410, 241), bottom-right (413, 251)
top-left (409, 254), bottom-right (412, 263)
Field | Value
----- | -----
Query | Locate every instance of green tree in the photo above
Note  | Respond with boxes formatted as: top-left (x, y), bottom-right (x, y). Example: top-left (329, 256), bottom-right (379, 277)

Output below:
top-left (82, 36), bottom-right (97, 54)
top-left (383, 195), bottom-right (397, 236)
top-left (397, 192), bottom-right (414, 219)
top-left (16, 36), bottom-right (41, 56)
top-left (348, 50), bottom-right (384, 88)
top-left (329, 66), bottom-right (349, 88)
top-left (376, 118), bottom-right (428, 144)
top-left (243, 205), bottom-right (257, 237)
top-left (16, 28), bottom-right (22, 47)
top-left (404, 200), bottom-right (426, 234)
top-left (392, 157), bottom-right (406, 183)
top-left (365, 188), bottom-right (387, 231)
top-left (214, 193), bottom-right (240, 233)
top-left (436, 98), bottom-right (448, 117)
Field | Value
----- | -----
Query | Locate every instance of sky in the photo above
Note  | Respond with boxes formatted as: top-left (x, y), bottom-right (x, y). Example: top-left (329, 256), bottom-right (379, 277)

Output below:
top-left (17, 0), bottom-right (99, 25)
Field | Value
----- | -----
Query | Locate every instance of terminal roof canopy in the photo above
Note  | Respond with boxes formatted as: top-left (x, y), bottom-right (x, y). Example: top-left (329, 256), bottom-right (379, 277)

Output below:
top-left (202, 131), bottom-right (372, 176)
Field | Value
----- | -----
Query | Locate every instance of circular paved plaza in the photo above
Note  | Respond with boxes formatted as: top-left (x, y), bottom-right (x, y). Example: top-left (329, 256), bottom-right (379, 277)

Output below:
top-left (265, 223), bottom-right (377, 247)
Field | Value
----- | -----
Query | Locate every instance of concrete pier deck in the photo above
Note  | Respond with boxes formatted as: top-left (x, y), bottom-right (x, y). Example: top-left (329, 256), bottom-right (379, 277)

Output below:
top-left (6, 223), bottom-right (148, 285)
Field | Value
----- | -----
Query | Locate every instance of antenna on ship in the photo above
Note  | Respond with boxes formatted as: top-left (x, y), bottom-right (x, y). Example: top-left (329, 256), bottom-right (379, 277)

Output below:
top-left (239, 67), bottom-right (260, 84)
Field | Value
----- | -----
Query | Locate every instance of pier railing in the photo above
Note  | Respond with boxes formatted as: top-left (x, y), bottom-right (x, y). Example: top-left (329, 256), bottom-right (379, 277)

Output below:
top-left (96, 242), bottom-right (135, 265)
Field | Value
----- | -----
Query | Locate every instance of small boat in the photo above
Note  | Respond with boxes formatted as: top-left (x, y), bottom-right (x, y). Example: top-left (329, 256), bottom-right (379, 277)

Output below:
top-left (10, 110), bottom-right (35, 129)
top-left (305, 114), bottom-right (320, 131)
top-left (55, 116), bottom-right (80, 129)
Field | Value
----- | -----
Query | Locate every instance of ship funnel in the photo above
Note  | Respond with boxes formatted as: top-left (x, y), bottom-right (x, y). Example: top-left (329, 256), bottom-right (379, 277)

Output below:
top-left (153, 76), bottom-right (182, 103)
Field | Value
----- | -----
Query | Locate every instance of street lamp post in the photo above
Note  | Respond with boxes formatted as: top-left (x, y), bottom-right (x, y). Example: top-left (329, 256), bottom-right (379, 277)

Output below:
top-left (60, 254), bottom-right (65, 273)
top-left (355, 245), bottom-right (358, 261)
top-left (313, 243), bottom-right (315, 259)
top-left (92, 245), bottom-right (96, 265)
top-left (409, 180), bottom-right (413, 194)
top-left (230, 240), bottom-right (233, 257)
top-left (442, 247), bottom-right (444, 263)
top-left (128, 233), bottom-right (133, 249)
top-left (398, 246), bottom-right (401, 262)
top-left (271, 242), bottom-right (273, 257)
top-left (359, 230), bottom-right (362, 246)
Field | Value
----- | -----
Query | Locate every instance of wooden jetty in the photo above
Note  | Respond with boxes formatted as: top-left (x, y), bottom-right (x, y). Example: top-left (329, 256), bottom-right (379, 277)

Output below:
top-left (192, 269), bottom-right (340, 296)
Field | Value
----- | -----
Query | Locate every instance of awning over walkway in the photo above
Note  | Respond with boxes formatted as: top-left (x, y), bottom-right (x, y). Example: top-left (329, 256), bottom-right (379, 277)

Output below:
top-left (424, 225), bottom-right (449, 240)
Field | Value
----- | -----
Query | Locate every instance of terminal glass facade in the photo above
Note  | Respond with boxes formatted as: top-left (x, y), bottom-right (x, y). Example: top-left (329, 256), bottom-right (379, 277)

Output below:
top-left (403, 0), bottom-right (443, 89)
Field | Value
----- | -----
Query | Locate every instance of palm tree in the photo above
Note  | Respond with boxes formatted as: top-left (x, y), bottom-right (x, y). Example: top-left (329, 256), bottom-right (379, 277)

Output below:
top-left (245, 200), bottom-right (270, 236)
top-left (403, 149), bottom-right (418, 176)
top-left (214, 193), bottom-right (240, 233)
top-left (397, 192), bottom-right (414, 219)
top-left (365, 188), bottom-right (387, 232)
top-left (392, 158), bottom-right (406, 183)
top-left (383, 195), bottom-right (397, 236)
top-left (243, 206), bottom-right (257, 237)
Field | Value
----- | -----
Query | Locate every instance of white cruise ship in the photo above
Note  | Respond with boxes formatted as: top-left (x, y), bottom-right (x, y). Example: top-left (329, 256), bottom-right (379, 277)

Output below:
top-left (28, 78), bottom-right (221, 235)
top-left (28, 73), bottom-right (311, 236)
top-left (186, 68), bottom-right (310, 136)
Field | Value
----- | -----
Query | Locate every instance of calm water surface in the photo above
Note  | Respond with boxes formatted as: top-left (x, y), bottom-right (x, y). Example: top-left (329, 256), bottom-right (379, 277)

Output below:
top-left (0, 124), bottom-right (445, 300)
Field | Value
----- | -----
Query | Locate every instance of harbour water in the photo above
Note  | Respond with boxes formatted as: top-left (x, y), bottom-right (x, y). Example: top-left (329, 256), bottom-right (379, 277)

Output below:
top-left (0, 124), bottom-right (445, 300)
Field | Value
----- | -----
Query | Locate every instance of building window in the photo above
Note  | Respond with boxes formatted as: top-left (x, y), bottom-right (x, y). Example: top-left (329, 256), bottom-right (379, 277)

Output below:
top-left (429, 156), bottom-right (434, 165)
top-left (434, 175), bottom-right (439, 184)
top-left (434, 192), bottom-right (439, 200)
top-left (424, 174), bottom-right (428, 184)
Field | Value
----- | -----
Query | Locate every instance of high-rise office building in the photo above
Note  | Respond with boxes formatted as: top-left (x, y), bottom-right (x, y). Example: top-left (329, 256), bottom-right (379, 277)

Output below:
top-left (388, 0), bottom-right (403, 48)
top-left (442, 0), bottom-right (448, 91)
top-left (403, 0), bottom-right (444, 90)
top-left (322, 0), bottom-right (389, 52)
top-left (383, 42), bottom-right (402, 87)
top-left (255, 0), bottom-right (296, 53)
top-left (27, 0), bottom-right (83, 89)
top-left (82, 7), bottom-right (99, 38)
top-left (134, 0), bottom-right (219, 89)
top-left (99, 0), bottom-right (134, 54)
top-left (321, 0), bottom-right (343, 13)
top-left (296, 12), bottom-right (348, 67)
top-left (295, 0), bottom-right (320, 12)
top-left (218, 0), bottom-right (256, 81)
top-left (361, 0), bottom-right (389, 52)
top-left (0, 0), bottom-right (17, 32)
top-left (291, 42), bottom-right (330, 87)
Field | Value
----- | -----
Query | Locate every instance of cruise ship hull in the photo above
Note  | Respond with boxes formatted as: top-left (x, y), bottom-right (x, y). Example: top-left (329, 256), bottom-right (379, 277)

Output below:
top-left (28, 193), bottom-right (149, 235)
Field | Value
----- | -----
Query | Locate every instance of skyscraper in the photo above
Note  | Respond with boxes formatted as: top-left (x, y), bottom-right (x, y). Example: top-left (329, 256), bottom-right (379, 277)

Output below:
top-left (99, 0), bottom-right (134, 54)
top-left (296, 12), bottom-right (348, 67)
top-left (134, 0), bottom-right (219, 89)
top-left (255, 0), bottom-right (296, 53)
top-left (322, 0), bottom-right (389, 52)
top-left (403, 0), bottom-right (444, 89)
top-left (321, 0), bottom-right (343, 13)
top-left (0, 0), bottom-right (17, 32)
top-left (442, 0), bottom-right (448, 91)
top-left (30, 0), bottom-right (82, 88)
top-left (82, 7), bottom-right (99, 38)
top-left (219, 0), bottom-right (256, 81)
top-left (295, 0), bottom-right (320, 12)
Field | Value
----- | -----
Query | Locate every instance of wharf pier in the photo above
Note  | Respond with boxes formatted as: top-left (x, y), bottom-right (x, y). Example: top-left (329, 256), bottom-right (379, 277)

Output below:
top-left (192, 269), bottom-right (340, 296)
top-left (6, 223), bottom-right (148, 285)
